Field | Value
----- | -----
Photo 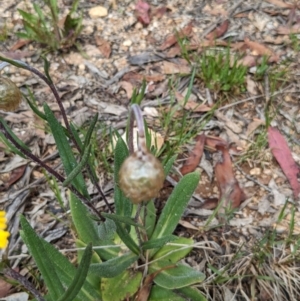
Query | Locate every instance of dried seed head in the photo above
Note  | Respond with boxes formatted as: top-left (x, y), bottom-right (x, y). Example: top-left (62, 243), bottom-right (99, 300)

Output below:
top-left (119, 152), bottom-right (165, 204)
top-left (0, 77), bottom-right (22, 112)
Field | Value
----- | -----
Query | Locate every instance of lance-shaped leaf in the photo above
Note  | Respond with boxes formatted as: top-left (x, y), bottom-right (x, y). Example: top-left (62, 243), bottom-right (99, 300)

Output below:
top-left (89, 253), bottom-right (138, 278)
top-left (20, 216), bottom-right (65, 300)
top-left (57, 243), bottom-right (93, 301)
top-left (101, 269), bottom-right (142, 301)
top-left (63, 144), bottom-right (91, 187)
top-left (148, 285), bottom-right (186, 301)
top-left (43, 103), bottom-right (88, 196)
top-left (82, 113), bottom-right (98, 153)
top-left (150, 261), bottom-right (205, 289)
top-left (151, 172), bottom-right (200, 241)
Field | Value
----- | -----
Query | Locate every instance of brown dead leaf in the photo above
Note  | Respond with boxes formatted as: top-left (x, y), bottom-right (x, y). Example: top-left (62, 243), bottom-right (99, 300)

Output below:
top-left (178, 220), bottom-right (199, 230)
top-left (277, 24), bottom-right (300, 34)
top-left (95, 36), bottom-right (111, 58)
top-left (264, 35), bottom-right (290, 44)
top-left (161, 61), bottom-right (191, 74)
top-left (1, 50), bottom-right (32, 60)
top-left (244, 38), bottom-right (279, 62)
top-left (119, 81), bottom-right (134, 99)
top-left (135, 0), bottom-right (151, 26)
top-left (215, 111), bottom-right (243, 134)
top-left (203, 4), bottom-right (228, 17)
top-left (176, 92), bottom-right (211, 112)
top-left (9, 40), bottom-right (30, 51)
top-left (268, 127), bottom-right (300, 198)
top-left (0, 165), bottom-right (27, 192)
top-left (151, 6), bottom-right (169, 19)
top-left (206, 20), bottom-right (230, 40)
top-left (159, 22), bottom-right (193, 51)
top-left (185, 101), bottom-right (211, 112)
top-left (205, 135), bottom-right (228, 151)
top-left (122, 71), bottom-right (165, 83)
top-left (164, 44), bottom-right (182, 57)
top-left (238, 55), bottom-right (257, 67)
top-left (246, 118), bottom-right (264, 136)
top-left (246, 75), bottom-right (258, 95)
top-left (264, 0), bottom-right (294, 8)
top-left (180, 134), bottom-right (205, 175)
top-left (214, 144), bottom-right (246, 210)
top-left (0, 277), bottom-right (12, 298)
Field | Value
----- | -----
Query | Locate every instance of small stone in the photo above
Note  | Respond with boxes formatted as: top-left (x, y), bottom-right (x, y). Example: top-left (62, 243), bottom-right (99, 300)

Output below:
top-left (78, 64), bottom-right (85, 71)
top-left (250, 167), bottom-right (261, 176)
top-left (244, 181), bottom-right (255, 187)
top-left (123, 40), bottom-right (132, 47)
top-left (89, 6), bottom-right (108, 18)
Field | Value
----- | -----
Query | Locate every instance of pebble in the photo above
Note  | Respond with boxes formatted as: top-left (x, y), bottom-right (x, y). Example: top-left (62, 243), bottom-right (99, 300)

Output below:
top-left (123, 40), bottom-right (132, 47)
top-left (249, 167), bottom-right (261, 176)
top-left (244, 181), bottom-right (255, 187)
top-left (89, 6), bottom-right (108, 18)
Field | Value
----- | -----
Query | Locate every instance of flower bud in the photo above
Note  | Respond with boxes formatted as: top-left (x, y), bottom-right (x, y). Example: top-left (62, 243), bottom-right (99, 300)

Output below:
top-left (0, 77), bottom-right (22, 111)
top-left (119, 152), bottom-right (165, 204)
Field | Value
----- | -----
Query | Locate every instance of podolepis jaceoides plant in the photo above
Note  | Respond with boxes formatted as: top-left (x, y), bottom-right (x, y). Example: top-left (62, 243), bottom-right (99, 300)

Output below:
top-left (17, 0), bottom-right (82, 51)
top-left (0, 55), bottom-right (207, 301)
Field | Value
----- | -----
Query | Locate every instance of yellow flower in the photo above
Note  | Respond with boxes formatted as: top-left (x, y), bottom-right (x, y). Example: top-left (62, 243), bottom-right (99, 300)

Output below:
top-left (0, 211), bottom-right (9, 249)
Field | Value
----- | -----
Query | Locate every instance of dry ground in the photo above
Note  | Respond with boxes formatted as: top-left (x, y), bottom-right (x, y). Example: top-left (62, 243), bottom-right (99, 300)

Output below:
top-left (1, 0), bottom-right (300, 300)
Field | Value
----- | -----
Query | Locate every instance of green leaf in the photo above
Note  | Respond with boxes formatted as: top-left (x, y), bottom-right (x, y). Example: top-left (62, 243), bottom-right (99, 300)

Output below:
top-left (44, 103), bottom-right (88, 196)
top-left (101, 269), bottom-right (142, 301)
top-left (151, 172), bottom-right (200, 240)
top-left (152, 237), bottom-right (193, 263)
top-left (0, 117), bottom-right (31, 157)
top-left (142, 236), bottom-right (177, 250)
top-left (63, 144), bottom-right (91, 187)
top-left (69, 123), bottom-right (83, 150)
top-left (76, 239), bottom-right (101, 291)
top-left (163, 154), bottom-right (177, 176)
top-left (24, 94), bottom-right (47, 121)
top-left (18, 9), bottom-right (39, 24)
top-left (150, 262), bottom-right (205, 289)
top-left (20, 216), bottom-right (65, 300)
top-left (176, 287), bottom-right (208, 301)
top-left (57, 243), bottom-right (92, 301)
top-left (89, 253), bottom-right (138, 278)
top-left (97, 218), bottom-right (116, 241)
top-left (134, 79), bottom-right (146, 105)
top-left (102, 213), bottom-right (143, 229)
top-left (114, 137), bottom-right (132, 218)
top-left (143, 201), bottom-right (156, 238)
top-left (36, 229), bottom-right (100, 300)
top-left (70, 194), bottom-right (119, 261)
top-left (42, 56), bottom-right (53, 83)
top-left (82, 113), bottom-right (98, 153)
top-left (148, 285), bottom-right (185, 301)
top-left (113, 220), bottom-right (140, 255)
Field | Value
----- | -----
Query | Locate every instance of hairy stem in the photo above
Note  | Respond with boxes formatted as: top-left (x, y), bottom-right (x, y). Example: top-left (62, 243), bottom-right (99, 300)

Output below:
top-left (4, 267), bottom-right (46, 301)
top-left (128, 104), bottom-right (147, 155)
top-left (0, 121), bottom-right (103, 220)
top-left (0, 56), bottom-right (111, 212)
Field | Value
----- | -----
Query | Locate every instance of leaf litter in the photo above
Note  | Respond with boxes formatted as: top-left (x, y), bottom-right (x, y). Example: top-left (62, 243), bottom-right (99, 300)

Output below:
top-left (1, 0), bottom-right (300, 300)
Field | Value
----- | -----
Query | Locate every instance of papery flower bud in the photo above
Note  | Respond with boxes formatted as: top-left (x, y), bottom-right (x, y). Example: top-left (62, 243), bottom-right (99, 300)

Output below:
top-left (119, 152), bottom-right (165, 204)
top-left (0, 77), bottom-right (22, 111)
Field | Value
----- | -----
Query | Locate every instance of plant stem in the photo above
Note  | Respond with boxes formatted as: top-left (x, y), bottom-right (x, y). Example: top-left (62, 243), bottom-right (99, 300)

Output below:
top-left (128, 104), bottom-right (147, 155)
top-left (4, 267), bottom-right (46, 301)
top-left (0, 121), bottom-right (103, 220)
top-left (0, 56), bottom-right (112, 212)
